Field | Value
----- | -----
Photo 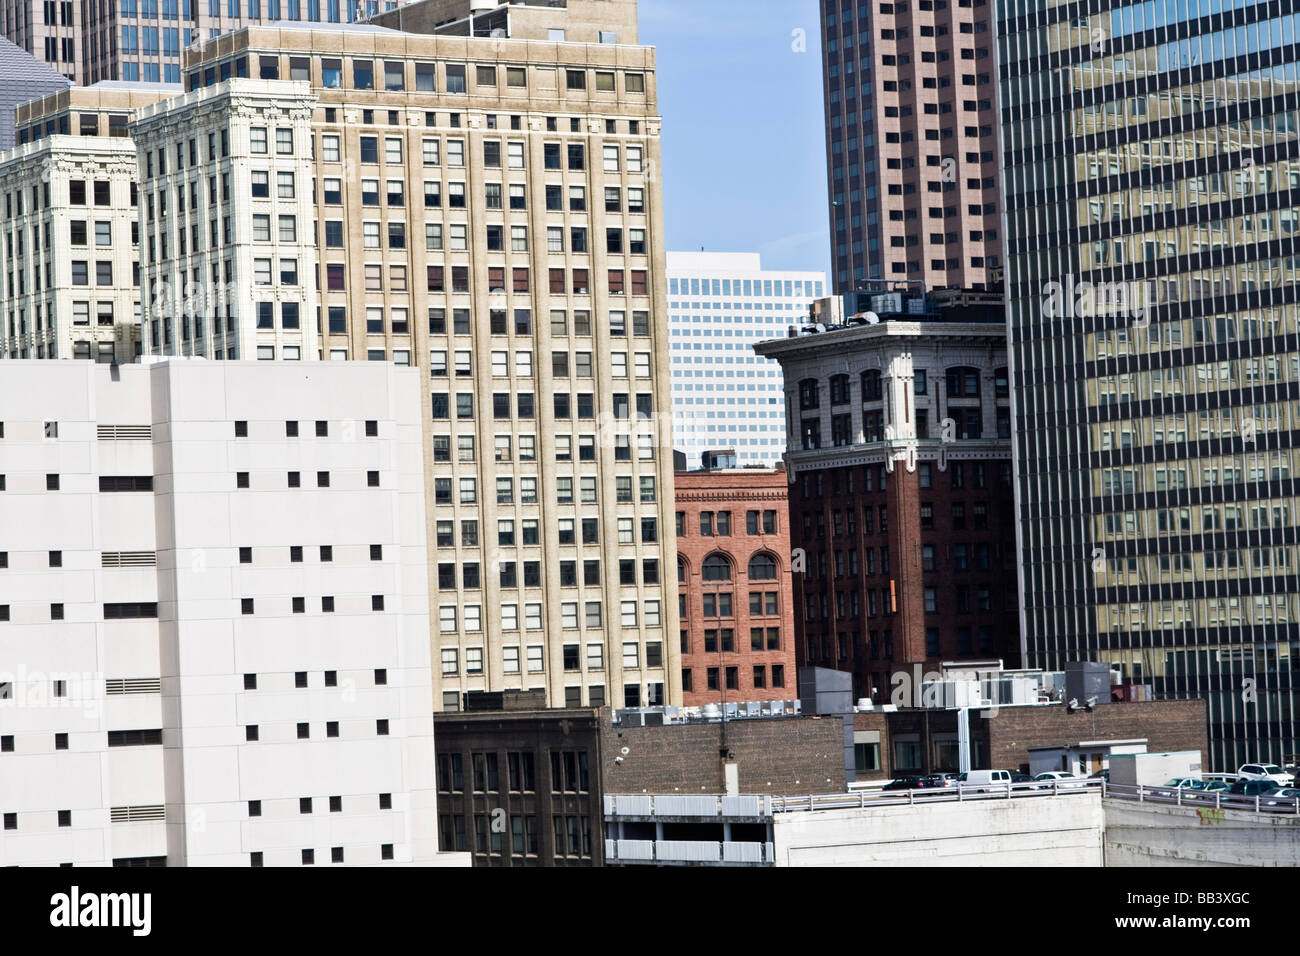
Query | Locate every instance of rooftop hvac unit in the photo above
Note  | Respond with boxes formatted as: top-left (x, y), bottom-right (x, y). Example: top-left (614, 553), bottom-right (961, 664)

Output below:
top-left (701, 703), bottom-right (722, 719)
top-left (871, 292), bottom-right (903, 315)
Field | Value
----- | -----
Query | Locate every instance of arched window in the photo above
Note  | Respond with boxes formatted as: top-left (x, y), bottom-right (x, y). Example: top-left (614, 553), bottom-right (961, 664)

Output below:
top-left (702, 553), bottom-right (732, 582)
top-left (748, 553), bottom-right (778, 581)
top-left (861, 369), bottom-right (882, 401)
top-left (829, 373), bottom-right (851, 405)
top-left (677, 556), bottom-right (688, 583)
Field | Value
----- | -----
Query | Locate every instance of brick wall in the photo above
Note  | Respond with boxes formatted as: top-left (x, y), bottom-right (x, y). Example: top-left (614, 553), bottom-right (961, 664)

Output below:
top-left (600, 711), bottom-right (845, 795)
top-left (851, 699), bottom-right (1209, 778)
top-left (983, 699), bottom-right (1209, 774)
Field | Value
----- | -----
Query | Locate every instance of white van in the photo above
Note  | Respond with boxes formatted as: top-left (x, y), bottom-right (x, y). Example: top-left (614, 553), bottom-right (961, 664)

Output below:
top-left (957, 770), bottom-right (1013, 792)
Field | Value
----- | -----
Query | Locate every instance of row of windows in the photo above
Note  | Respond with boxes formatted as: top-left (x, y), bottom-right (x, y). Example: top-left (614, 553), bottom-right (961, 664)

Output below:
top-left (440, 557), bottom-right (661, 589)
top-left (436, 598), bottom-right (663, 635)
top-left (195, 50), bottom-right (642, 93)
top-left (0, 603), bottom-right (156, 622)
top-left (680, 627), bottom-right (783, 655)
top-left (252, 845), bottom-right (394, 866)
top-left (430, 390), bottom-right (654, 422)
top-left (679, 553), bottom-right (782, 582)
top-left (430, 476), bottom-right (659, 512)
top-left (239, 594), bottom-right (386, 615)
top-left (338, 135), bottom-right (646, 172)
top-left (243, 719), bottom-right (391, 740)
top-left (680, 664), bottom-right (786, 693)
top-left (232, 470), bottom-right (381, 489)
top-left (242, 669), bottom-right (387, 689)
top-left (438, 751), bottom-right (589, 793)
top-left (440, 639), bottom-right (664, 675)
top-left (797, 463), bottom-right (1013, 501)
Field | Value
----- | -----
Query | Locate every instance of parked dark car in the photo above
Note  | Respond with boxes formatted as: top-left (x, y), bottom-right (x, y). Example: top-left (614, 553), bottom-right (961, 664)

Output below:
top-left (1227, 779), bottom-right (1281, 797)
top-left (881, 776), bottom-right (928, 791)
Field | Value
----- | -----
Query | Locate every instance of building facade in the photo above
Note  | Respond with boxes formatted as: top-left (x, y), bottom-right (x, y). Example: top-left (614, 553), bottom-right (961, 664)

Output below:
top-left (999, 0), bottom-right (1300, 770)
top-left (674, 465), bottom-right (798, 705)
top-left (433, 694), bottom-right (843, 867)
top-left (667, 251), bottom-right (825, 468)
top-left (0, 0), bottom-right (420, 86)
top-left (1, 83), bottom-right (179, 364)
top-left (0, 359), bottom-right (457, 866)
top-left (129, 9), bottom-right (680, 711)
top-left (819, 0), bottom-right (1001, 293)
top-left (755, 288), bottom-right (1019, 702)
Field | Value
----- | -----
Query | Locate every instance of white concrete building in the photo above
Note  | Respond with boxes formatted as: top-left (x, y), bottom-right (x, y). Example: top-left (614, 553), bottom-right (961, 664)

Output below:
top-left (129, 78), bottom-right (321, 362)
top-left (667, 252), bottom-right (825, 468)
top-left (0, 359), bottom-right (464, 866)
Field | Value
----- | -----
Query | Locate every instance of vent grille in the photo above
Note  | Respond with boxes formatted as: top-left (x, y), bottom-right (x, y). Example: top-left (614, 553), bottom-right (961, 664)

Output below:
top-left (105, 678), bottom-right (161, 695)
top-left (102, 552), bottom-right (157, 568)
top-left (97, 425), bottom-right (152, 441)
top-left (110, 805), bottom-right (165, 823)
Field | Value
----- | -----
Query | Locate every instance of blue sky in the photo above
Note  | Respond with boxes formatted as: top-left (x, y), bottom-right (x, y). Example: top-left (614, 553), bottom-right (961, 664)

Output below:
top-left (639, 0), bottom-right (831, 277)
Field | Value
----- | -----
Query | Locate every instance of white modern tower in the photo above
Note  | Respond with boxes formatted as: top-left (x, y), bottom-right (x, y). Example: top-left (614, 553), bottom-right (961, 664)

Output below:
top-left (0, 358), bottom-right (465, 866)
top-left (667, 252), bottom-right (825, 468)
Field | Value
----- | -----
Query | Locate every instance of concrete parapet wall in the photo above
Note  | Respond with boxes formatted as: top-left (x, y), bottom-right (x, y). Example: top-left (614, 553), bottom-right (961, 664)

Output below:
top-left (772, 793), bottom-right (1104, 866)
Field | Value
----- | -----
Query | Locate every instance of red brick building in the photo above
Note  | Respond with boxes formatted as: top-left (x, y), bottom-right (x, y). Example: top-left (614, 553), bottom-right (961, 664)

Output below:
top-left (673, 465), bottom-right (797, 706)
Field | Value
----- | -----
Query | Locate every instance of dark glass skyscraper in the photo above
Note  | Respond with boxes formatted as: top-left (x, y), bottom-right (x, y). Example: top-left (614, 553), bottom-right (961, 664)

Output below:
top-left (1000, 0), bottom-right (1300, 769)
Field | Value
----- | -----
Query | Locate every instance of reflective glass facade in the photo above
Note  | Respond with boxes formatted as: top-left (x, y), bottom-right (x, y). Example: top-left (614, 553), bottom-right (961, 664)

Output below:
top-left (1000, 0), bottom-right (1300, 769)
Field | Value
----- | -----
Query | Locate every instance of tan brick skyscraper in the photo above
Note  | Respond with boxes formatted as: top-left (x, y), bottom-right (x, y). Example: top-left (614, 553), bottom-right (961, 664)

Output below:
top-left (132, 0), bottom-right (680, 712)
top-left (820, 0), bottom-right (1000, 293)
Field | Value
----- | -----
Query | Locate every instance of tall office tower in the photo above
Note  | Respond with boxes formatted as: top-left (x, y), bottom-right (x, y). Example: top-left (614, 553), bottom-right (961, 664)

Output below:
top-left (0, 0), bottom-right (80, 82)
top-left (0, 360), bottom-right (462, 867)
top-left (0, 36), bottom-right (70, 149)
top-left (755, 288), bottom-right (1019, 701)
top-left (819, 0), bottom-right (1001, 294)
top-left (0, 83), bottom-right (179, 363)
top-left (999, 0), bottom-right (1300, 769)
top-left (133, 3), bottom-right (679, 712)
top-left (667, 252), bottom-right (825, 468)
top-left (0, 0), bottom-right (417, 85)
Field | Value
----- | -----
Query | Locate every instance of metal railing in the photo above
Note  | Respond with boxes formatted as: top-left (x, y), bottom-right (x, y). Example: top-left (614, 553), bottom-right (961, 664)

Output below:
top-left (605, 839), bottom-right (775, 865)
top-left (1102, 782), bottom-right (1300, 816)
top-left (604, 793), bottom-right (772, 818)
top-left (771, 778), bottom-right (1103, 813)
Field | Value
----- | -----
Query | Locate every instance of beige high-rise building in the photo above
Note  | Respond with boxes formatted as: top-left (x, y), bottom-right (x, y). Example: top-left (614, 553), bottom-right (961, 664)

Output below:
top-left (130, 0), bottom-right (680, 711)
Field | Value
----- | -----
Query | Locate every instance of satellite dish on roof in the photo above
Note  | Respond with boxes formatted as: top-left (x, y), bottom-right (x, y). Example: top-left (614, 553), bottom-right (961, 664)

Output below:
top-left (864, 311), bottom-right (880, 325)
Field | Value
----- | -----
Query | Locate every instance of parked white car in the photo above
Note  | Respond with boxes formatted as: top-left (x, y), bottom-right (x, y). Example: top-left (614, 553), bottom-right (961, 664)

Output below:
top-left (1237, 763), bottom-right (1293, 786)
top-left (1033, 771), bottom-right (1086, 789)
